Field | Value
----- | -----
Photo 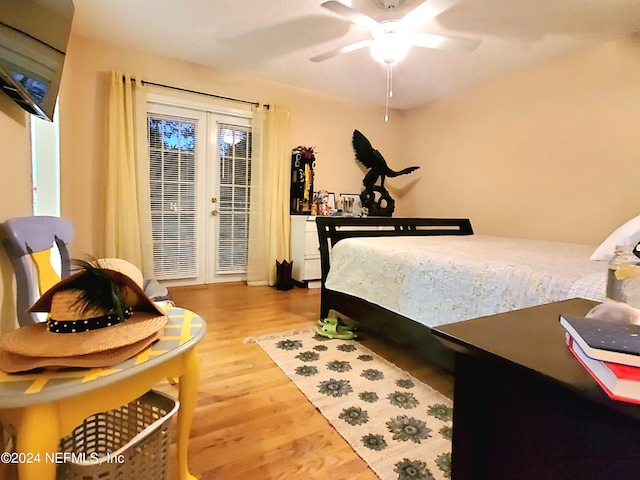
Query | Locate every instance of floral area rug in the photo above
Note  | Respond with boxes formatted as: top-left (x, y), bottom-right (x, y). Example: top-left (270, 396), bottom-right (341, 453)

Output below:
top-left (255, 329), bottom-right (453, 480)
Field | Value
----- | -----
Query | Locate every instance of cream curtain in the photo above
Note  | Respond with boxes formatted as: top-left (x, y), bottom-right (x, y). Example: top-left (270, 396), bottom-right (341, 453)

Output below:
top-left (247, 105), bottom-right (291, 286)
top-left (104, 71), bottom-right (154, 277)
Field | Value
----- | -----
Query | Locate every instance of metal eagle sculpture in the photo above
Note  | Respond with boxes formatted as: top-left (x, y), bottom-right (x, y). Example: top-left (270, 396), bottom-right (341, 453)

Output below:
top-left (352, 129), bottom-right (420, 216)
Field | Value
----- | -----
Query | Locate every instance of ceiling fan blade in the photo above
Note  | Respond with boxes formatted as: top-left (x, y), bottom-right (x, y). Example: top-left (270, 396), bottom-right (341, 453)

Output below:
top-left (410, 32), bottom-right (481, 52)
top-left (400, 0), bottom-right (461, 32)
top-left (321, 1), bottom-right (379, 30)
top-left (310, 39), bottom-right (373, 62)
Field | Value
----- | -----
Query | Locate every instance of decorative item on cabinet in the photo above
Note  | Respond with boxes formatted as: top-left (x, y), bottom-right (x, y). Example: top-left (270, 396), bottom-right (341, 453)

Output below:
top-left (315, 190), bottom-right (335, 216)
top-left (339, 193), bottom-right (362, 217)
top-left (291, 146), bottom-right (316, 214)
top-left (352, 129), bottom-right (419, 217)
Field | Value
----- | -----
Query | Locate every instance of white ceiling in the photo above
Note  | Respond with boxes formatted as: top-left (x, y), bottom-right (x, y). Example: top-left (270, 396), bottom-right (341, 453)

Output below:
top-left (71, 0), bottom-right (640, 110)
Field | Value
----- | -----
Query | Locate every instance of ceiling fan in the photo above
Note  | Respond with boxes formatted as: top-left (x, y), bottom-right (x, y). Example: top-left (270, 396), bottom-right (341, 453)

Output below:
top-left (310, 0), bottom-right (480, 121)
top-left (311, 0), bottom-right (481, 65)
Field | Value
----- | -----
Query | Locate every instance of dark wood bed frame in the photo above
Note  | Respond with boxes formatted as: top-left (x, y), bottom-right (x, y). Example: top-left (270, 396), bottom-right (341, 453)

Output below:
top-left (316, 216), bottom-right (474, 371)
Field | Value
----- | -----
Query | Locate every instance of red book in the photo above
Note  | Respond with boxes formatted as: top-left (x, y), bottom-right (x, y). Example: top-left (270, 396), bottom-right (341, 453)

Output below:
top-left (568, 335), bottom-right (640, 404)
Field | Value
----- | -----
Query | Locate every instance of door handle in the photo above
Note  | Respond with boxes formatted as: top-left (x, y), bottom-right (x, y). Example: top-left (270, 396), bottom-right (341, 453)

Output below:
top-left (211, 210), bottom-right (219, 216)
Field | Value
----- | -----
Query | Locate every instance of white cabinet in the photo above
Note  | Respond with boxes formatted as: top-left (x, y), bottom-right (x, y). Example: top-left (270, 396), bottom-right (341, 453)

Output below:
top-left (290, 215), bottom-right (321, 287)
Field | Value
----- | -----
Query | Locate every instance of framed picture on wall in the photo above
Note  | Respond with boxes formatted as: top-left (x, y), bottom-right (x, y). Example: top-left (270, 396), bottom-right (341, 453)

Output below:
top-left (340, 193), bottom-right (361, 216)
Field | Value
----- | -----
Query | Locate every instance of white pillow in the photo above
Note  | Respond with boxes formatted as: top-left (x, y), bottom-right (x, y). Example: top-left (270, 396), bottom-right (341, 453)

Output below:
top-left (590, 214), bottom-right (640, 261)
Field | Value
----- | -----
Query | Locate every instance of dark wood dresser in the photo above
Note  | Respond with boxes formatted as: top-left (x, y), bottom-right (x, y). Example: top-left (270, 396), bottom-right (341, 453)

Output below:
top-left (433, 298), bottom-right (640, 480)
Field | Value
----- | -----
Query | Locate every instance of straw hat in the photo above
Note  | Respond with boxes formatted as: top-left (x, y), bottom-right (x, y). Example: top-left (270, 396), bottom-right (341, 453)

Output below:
top-left (0, 330), bottom-right (164, 373)
top-left (96, 257), bottom-right (145, 289)
top-left (0, 260), bottom-right (167, 372)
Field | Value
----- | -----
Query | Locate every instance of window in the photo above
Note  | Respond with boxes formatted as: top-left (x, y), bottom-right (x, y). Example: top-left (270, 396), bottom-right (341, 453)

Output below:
top-left (148, 114), bottom-right (199, 281)
top-left (146, 96), bottom-right (253, 286)
top-left (31, 105), bottom-right (60, 215)
top-left (217, 124), bottom-right (252, 274)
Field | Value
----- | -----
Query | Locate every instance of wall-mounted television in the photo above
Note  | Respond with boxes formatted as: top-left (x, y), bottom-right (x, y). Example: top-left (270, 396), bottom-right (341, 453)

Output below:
top-left (0, 0), bottom-right (74, 122)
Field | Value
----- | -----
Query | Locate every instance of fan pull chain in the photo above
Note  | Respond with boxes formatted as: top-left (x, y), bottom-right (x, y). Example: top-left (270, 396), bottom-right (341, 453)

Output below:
top-left (385, 64), bottom-right (393, 122)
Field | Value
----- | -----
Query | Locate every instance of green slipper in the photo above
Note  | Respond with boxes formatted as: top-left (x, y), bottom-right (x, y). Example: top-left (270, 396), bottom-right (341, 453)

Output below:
top-left (316, 321), bottom-right (357, 340)
top-left (317, 317), bottom-right (357, 331)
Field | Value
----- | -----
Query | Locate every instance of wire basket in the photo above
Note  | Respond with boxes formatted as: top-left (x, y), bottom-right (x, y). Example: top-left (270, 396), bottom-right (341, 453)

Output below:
top-left (56, 390), bottom-right (179, 480)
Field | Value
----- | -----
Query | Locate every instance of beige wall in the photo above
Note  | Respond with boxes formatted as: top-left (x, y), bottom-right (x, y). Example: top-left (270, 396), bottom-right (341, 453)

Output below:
top-left (2, 32), bottom-right (640, 326)
top-left (0, 33), bottom-right (402, 328)
top-left (60, 34), bottom-right (404, 256)
top-left (0, 95), bottom-right (33, 332)
top-left (402, 35), bottom-right (640, 245)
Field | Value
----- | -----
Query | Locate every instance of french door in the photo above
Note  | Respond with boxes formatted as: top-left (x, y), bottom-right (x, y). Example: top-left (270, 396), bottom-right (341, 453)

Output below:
top-left (147, 100), bottom-right (252, 286)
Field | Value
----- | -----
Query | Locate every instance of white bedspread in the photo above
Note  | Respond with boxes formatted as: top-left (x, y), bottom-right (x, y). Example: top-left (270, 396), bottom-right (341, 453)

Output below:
top-left (325, 235), bottom-right (607, 328)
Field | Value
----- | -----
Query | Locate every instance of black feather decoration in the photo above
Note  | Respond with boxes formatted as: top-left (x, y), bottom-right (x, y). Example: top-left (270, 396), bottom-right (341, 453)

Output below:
top-left (70, 258), bottom-right (128, 320)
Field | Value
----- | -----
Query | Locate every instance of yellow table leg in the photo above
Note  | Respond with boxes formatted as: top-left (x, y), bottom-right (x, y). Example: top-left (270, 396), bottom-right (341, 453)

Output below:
top-left (177, 348), bottom-right (200, 480)
top-left (16, 403), bottom-right (60, 480)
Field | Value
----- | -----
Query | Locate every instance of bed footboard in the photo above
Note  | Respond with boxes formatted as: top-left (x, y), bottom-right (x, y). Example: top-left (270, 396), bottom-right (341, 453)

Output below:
top-left (315, 216), bottom-right (473, 371)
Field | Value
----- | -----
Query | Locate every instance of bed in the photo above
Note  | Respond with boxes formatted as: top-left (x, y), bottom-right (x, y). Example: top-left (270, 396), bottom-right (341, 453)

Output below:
top-left (316, 216), bottom-right (608, 370)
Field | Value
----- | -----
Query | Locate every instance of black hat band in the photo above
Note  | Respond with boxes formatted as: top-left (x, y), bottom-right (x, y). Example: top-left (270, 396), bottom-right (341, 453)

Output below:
top-left (48, 307), bottom-right (133, 334)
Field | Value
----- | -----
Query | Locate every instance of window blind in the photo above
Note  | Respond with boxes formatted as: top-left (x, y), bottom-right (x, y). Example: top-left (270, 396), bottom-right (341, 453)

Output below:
top-left (148, 113), bottom-right (199, 280)
top-left (217, 123), bottom-right (252, 274)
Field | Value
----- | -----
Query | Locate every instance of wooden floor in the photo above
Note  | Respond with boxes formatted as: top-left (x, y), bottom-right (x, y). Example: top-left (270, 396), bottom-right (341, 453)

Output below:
top-left (158, 282), bottom-right (454, 480)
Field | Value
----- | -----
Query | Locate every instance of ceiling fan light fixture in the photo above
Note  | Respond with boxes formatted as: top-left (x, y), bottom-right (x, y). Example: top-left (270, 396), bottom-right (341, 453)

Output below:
top-left (370, 32), bottom-right (410, 64)
top-left (314, 0), bottom-right (482, 122)
top-left (375, 0), bottom-right (403, 9)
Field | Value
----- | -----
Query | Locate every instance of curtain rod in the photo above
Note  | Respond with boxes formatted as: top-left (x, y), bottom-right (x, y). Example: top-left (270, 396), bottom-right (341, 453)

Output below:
top-left (132, 78), bottom-right (268, 109)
